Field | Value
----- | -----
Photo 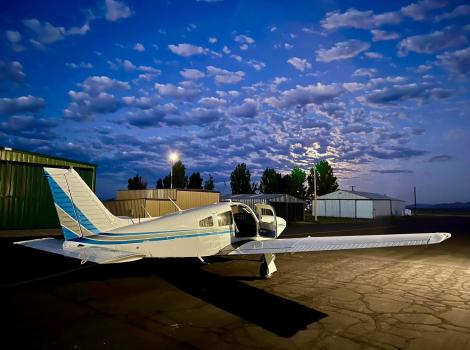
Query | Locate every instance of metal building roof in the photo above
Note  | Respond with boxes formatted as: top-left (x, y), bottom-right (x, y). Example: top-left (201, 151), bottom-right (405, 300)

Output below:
top-left (319, 189), bottom-right (404, 201)
top-left (0, 147), bottom-right (97, 168)
top-left (222, 193), bottom-right (305, 203)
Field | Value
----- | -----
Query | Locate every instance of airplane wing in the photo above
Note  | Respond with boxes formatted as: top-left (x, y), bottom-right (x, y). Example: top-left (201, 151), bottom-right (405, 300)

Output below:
top-left (219, 232), bottom-right (451, 255)
top-left (15, 238), bottom-right (145, 264)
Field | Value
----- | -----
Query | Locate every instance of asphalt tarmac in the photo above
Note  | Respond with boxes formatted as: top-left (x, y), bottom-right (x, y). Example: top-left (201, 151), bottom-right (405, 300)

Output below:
top-left (2, 216), bottom-right (470, 349)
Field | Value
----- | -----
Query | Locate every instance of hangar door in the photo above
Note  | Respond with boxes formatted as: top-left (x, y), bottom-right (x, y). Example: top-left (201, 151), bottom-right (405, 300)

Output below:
top-left (357, 201), bottom-right (373, 219)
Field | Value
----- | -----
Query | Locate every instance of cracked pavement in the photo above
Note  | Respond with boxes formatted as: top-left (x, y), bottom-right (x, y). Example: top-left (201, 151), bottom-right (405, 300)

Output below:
top-left (2, 216), bottom-right (470, 349)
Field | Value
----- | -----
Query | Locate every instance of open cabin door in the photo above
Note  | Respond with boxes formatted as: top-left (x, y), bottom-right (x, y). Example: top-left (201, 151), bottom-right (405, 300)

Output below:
top-left (255, 203), bottom-right (277, 238)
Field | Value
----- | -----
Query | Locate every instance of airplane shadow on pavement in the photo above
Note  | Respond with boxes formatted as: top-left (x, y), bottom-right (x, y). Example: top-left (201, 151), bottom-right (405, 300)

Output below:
top-left (156, 260), bottom-right (327, 337)
top-left (3, 242), bottom-right (327, 338)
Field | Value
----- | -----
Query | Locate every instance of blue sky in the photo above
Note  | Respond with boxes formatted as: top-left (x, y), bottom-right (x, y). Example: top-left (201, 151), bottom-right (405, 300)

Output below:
top-left (1, 0), bottom-right (469, 203)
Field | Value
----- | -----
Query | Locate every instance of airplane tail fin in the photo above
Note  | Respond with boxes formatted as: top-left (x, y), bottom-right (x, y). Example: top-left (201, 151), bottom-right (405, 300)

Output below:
top-left (44, 167), bottom-right (126, 240)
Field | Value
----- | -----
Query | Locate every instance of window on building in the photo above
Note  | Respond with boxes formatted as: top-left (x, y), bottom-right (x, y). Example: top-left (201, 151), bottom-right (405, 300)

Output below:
top-left (199, 216), bottom-right (214, 227)
top-left (217, 211), bottom-right (233, 226)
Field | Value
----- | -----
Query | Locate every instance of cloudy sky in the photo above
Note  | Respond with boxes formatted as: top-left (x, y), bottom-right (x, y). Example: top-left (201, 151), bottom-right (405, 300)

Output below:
top-left (1, 0), bottom-right (469, 203)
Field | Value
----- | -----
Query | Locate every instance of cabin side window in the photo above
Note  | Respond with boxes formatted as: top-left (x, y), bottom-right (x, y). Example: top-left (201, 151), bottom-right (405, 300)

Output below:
top-left (199, 216), bottom-right (214, 227)
top-left (261, 208), bottom-right (274, 216)
top-left (217, 211), bottom-right (233, 226)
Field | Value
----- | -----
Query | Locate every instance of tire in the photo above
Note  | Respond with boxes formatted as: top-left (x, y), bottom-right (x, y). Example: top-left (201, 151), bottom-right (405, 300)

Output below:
top-left (259, 262), bottom-right (272, 279)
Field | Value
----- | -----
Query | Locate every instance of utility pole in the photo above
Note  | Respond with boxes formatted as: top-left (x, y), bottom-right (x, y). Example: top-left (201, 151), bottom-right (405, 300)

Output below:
top-left (414, 186), bottom-right (417, 216)
top-left (313, 167), bottom-right (317, 222)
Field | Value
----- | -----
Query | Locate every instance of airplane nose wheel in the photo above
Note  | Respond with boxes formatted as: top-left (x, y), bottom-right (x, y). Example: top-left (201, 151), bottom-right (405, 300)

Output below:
top-left (260, 253), bottom-right (277, 279)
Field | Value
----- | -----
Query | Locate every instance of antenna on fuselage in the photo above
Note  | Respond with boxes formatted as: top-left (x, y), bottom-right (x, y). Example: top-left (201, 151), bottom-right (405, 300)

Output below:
top-left (168, 197), bottom-right (182, 212)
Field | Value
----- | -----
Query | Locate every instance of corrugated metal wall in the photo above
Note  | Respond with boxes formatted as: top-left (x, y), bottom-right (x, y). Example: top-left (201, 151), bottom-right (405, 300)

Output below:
top-left (391, 200), bottom-right (405, 216)
top-left (226, 197), bottom-right (304, 222)
top-left (0, 149), bottom-right (96, 230)
top-left (117, 189), bottom-right (177, 200)
top-left (102, 199), bottom-right (147, 218)
top-left (270, 202), bottom-right (305, 222)
top-left (105, 190), bottom-right (220, 218)
top-left (373, 200), bottom-right (389, 217)
top-left (145, 200), bottom-right (179, 217)
top-left (176, 190), bottom-right (220, 209)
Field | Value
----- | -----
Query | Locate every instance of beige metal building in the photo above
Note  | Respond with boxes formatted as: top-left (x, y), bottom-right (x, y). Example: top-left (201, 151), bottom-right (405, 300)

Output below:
top-left (103, 189), bottom-right (220, 218)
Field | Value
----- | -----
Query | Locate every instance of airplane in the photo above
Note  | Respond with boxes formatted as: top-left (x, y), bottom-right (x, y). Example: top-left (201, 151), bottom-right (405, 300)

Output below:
top-left (15, 167), bottom-right (451, 279)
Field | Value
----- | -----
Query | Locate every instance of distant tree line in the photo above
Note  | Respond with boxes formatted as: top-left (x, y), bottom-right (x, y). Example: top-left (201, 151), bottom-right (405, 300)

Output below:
top-left (128, 160), bottom-right (214, 190)
top-left (230, 160), bottom-right (338, 199)
top-left (128, 159), bottom-right (339, 199)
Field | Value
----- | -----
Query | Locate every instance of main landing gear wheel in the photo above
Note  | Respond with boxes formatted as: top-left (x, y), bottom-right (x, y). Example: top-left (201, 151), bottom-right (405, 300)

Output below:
top-left (259, 261), bottom-right (272, 279)
top-left (259, 253), bottom-right (277, 279)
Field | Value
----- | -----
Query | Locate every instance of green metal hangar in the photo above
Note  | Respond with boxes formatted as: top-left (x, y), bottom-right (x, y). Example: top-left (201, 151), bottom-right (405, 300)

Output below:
top-left (0, 147), bottom-right (97, 230)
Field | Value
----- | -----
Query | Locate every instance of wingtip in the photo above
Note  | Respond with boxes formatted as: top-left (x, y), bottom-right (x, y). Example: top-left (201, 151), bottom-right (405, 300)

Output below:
top-left (429, 232), bottom-right (452, 244)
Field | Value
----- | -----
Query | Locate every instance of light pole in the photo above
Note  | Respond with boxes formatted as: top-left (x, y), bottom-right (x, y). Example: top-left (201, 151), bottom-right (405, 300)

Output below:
top-left (168, 151), bottom-right (179, 189)
top-left (313, 167), bottom-right (317, 222)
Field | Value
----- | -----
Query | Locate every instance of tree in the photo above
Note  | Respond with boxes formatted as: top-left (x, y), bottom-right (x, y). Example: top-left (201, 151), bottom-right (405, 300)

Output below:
top-left (128, 174), bottom-right (147, 190)
top-left (188, 172), bottom-right (203, 189)
top-left (307, 160), bottom-right (339, 196)
top-left (163, 175), bottom-right (171, 189)
top-left (171, 160), bottom-right (188, 188)
top-left (260, 168), bottom-right (282, 193)
top-left (230, 163), bottom-right (253, 194)
top-left (280, 174), bottom-right (291, 194)
top-left (290, 167), bottom-right (307, 199)
top-left (204, 175), bottom-right (215, 190)
top-left (156, 178), bottom-right (164, 189)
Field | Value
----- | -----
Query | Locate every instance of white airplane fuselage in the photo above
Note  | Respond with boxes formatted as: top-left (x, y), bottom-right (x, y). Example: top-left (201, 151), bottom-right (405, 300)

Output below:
top-left (63, 202), bottom-right (287, 258)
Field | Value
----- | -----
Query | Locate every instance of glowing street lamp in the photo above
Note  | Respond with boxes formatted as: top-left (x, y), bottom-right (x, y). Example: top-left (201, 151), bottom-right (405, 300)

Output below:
top-left (168, 151), bottom-right (179, 189)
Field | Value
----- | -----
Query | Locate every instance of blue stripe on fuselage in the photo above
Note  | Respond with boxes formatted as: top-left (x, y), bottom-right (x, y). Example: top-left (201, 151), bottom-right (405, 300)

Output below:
top-left (72, 230), bottom-right (232, 245)
top-left (99, 227), bottom-right (232, 237)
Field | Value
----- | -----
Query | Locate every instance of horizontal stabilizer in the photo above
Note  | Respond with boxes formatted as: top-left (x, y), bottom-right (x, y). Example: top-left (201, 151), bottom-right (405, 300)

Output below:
top-left (15, 238), bottom-right (145, 264)
top-left (221, 232), bottom-right (451, 255)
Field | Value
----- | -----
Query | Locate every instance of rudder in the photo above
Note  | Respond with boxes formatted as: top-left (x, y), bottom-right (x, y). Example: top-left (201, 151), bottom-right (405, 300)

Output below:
top-left (44, 167), bottom-right (127, 240)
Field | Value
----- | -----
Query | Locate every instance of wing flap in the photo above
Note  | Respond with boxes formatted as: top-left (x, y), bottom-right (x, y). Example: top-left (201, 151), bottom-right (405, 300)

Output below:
top-left (14, 238), bottom-right (145, 264)
top-left (222, 232), bottom-right (451, 255)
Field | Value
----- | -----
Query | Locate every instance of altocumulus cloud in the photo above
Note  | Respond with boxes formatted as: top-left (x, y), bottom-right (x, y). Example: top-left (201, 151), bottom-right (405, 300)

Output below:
top-left (0, 60), bottom-right (26, 83)
top-left (0, 115), bottom-right (59, 140)
top-left (321, 8), bottom-right (402, 30)
top-left (230, 99), bottom-right (258, 118)
top-left (154, 81), bottom-right (201, 100)
top-left (437, 47), bottom-right (470, 78)
top-left (64, 75), bottom-right (130, 120)
top-left (206, 66), bottom-right (245, 84)
top-left (0, 95), bottom-right (45, 115)
top-left (360, 83), bottom-right (452, 106)
top-left (168, 43), bottom-right (207, 57)
top-left (180, 68), bottom-right (205, 80)
top-left (22, 18), bottom-right (89, 48)
top-left (316, 40), bottom-right (370, 62)
top-left (398, 26), bottom-right (468, 56)
top-left (287, 57), bottom-right (311, 72)
top-left (105, 0), bottom-right (133, 21)
top-left (268, 83), bottom-right (344, 108)
top-left (428, 155), bottom-right (453, 162)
